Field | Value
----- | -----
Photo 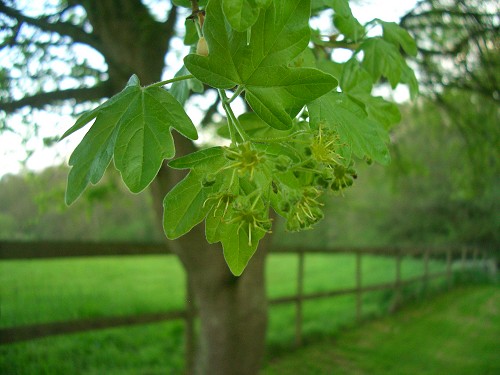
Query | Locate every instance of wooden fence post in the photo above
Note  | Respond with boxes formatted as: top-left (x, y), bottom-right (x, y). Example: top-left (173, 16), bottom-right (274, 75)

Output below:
top-left (461, 247), bottom-right (467, 271)
top-left (295, 251), bottom-right (305, 347)
top-left (423, 248), bottom-right (430, 291)
top-left (473, 248), bottom-right (479, 268)
top-left (446, 248), bottom-right (452, 288)
top-left (355, 251), bottom-right (362, 321)
top-left (185, 275), bottom-right (195, 375)
top-left (391, 249), bottom-right (402, 312)
top-left (481, 250), bottom-right (490, 275)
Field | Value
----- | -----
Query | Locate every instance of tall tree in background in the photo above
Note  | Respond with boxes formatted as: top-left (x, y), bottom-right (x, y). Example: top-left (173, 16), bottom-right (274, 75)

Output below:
top-left (398, 0), bottom-right (499, 251)
top-left (402, 0), bottom-right (499, 100)
top-left (0, 0), bottom-right (418, 373)
top-left (401, 0), bottom-right (499, 188)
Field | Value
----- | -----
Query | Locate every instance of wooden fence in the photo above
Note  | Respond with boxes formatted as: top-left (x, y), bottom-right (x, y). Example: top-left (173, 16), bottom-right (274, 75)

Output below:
top-left (0, 241), bottom-right (493, 372)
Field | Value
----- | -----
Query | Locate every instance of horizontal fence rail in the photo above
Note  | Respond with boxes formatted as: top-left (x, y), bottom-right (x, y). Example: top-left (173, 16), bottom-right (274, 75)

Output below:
top-left (0, 240), bottom-right (484, 259)
top-left (0, 310), bottom-right (185, 345)
top-left (0, 241), bottom-right (493, 355)
top-left (0, 240), bottom-right (171, 259)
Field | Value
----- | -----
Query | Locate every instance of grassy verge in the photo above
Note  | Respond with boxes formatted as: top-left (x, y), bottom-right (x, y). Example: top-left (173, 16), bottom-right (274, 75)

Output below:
top-left (262, 284), bottom-right (500, 375)
top-left (0, 256), bottom-right (186, 327)
top-left (0, 322), bottom-right (186, 375)
top-left (0, 252), bottom-right (451, 374)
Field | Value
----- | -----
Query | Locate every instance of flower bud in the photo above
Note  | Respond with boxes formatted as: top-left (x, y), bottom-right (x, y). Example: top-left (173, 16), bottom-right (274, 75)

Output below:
top-left (196, 36), bottom-right (209, 56)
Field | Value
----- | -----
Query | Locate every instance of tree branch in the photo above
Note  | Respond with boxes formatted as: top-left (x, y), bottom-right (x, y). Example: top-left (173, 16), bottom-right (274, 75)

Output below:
top-left (0, 84), bottom-right (112, 113)
top-left (401, 7), bottom-right (497, 26)
top-left (0, 1), bottom-right (103, 51)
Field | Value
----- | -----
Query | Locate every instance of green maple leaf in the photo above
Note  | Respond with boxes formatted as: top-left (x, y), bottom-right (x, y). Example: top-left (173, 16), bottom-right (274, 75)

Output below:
top-left (244, 66), bottom-right (337, 129)
top-left (164, 147), bottom-right (229, 239)
top-left (63, 75), bottom-right (197, 204)
top-left (331, 0), bottom-right (365, 42)
top-left (361, 38), bottom-right (405, 87)
top-left (169, 146), bottom-right (225, 171)
top-left (222, 0), bottom-right (260, 32)
top-left (255, 0), bottom-right (272, 7)
top-left (218, 112), bottom-right (297, 141)
top-left (339, 59), bottom-right (401, 129)
top-left (170, 65), bottom-right (204, 106)
top-left (379, 20), bottom-right (418, 57)
top-left (172, 0), bottom-right (208, 7)
top-left (220, 179), bottom-right (269, 276)
top-left (222, 0), bottom-right (272, 32)
top-left (163, 171), bottom-right (220, 240)
top-left (308, 91), bottom-right (391, 165)
top-left (184, 0), bottom-right (338, 130)
top-left (205, 203), bottom-right (227, 245)
top-left (221, 220), bottom-right (265, 276)
top-left (338, 58), bottom-right (373, 95)
top-left (361, 38), bottom-right (419, 98)
top-left (357, 94), bottom-right (401, 129)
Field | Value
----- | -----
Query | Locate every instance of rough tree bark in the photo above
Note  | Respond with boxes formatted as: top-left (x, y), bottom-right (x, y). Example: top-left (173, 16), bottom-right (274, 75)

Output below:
top-left (152, 135), bottom-right (269, 375)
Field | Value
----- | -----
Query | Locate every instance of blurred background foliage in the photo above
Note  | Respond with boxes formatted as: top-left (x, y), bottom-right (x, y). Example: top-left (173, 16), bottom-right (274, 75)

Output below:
top-left (0, 1), bottom-right (498, 373)
top-left (0, 0), bottom-right (498, 254)
top-left (0, 166), bottom-right (162, 241)
top-left (1, 83), bottom-right (498, 250)
top-left (268, 88), bottom-right (499, 251)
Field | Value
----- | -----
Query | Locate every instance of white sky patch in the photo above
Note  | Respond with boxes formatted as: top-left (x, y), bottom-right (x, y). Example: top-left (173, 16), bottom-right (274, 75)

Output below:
top-left (351, 0), bottom-right (417, 23)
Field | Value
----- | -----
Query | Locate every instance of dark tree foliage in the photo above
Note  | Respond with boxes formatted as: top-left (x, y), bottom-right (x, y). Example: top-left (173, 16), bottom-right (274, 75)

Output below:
top-left (401, 0), bottom-right (499, 101)
top-left (0, 0), bottom-right (177, 110)
top-left (0, 0), bottom-right (179, 166)
top-left (397, 0), bottom-right (499, 253)
top-left (0, 165), bottom-right (162, 241)
top-left (400, 0), bottom-right (499, 188)
top-left (386, 96), bottom-right (499, 250)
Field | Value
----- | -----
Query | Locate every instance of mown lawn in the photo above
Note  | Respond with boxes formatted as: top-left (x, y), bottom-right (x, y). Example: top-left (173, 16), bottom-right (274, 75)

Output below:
top-left (0, 252), bottom-right (452, 374)
top-left (263, 285), bottom-right (500, 375)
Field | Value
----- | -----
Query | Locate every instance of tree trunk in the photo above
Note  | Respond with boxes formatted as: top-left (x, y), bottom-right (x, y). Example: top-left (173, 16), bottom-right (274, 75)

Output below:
top-left (82, 3), bottom-right (270, 372)
top-left (152, 135), bottom-right (269, 375)
top-left (182, 233), bottom-right (268, 375)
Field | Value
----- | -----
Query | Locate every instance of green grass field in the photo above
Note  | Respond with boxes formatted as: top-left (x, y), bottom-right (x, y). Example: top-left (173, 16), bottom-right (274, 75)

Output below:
top-left (263, 285), bottom-right (500, 375)
top-left (0, 252), bottom-right (476, 374)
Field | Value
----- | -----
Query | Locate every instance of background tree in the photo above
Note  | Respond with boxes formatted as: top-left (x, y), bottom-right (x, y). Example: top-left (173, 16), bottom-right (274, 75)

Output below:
top-left (0, 0), bottom-right (417, 373)
top-left (401, 0), bottom-right (499, 101)
top-left (271, 0), bottom-right (499, 259)
top-left (401, 0), bottom-right (499, 189)
top-left (398, 0), bottom-right (499, 254)
top-left (376, 95), bottom-right (499, 249)
top-left (0, 165), bottom-right (162, 241)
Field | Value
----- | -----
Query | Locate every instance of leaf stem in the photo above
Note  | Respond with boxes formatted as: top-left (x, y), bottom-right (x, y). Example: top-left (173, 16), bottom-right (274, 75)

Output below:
top-left (316, 40), bottom-right (360, 50)
top-left (194, 19), bottom-right (203, 38)
top-left (218, 89), bottom-right (237, 144)
top-left (148, 74), bottom-right (195, 89)
top-left (253, 130), bottom-right (309, 143)
top-left (218, 89), bottom-right (249, 143)
top-left (228, 85), bottom-right (245, 104)
top-left (190, 0), bottom-right (199, 13)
